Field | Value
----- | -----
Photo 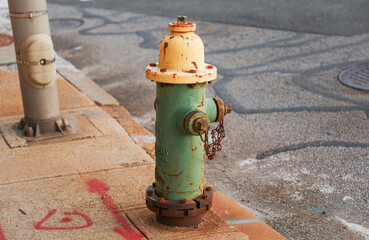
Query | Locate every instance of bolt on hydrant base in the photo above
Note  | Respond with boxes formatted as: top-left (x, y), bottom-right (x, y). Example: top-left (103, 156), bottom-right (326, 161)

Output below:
top-left (146, 183), bottom-right (214, 227)
top-left (145, 16), bottom-right (231, 227)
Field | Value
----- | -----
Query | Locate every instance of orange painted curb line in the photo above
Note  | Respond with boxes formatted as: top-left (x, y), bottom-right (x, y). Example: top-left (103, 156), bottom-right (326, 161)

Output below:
top-left (212, 191), bottom-right (286, 240)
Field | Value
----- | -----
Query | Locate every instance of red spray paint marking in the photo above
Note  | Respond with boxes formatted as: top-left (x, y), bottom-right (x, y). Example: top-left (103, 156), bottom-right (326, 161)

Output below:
top-left (0, 223), bottom-right (6, 240)
top-left (61, 218), bottom-right (72, 223)
top-left (35, 209), bottom-right (93, 230)
top-left (87, 179), bottom-right (144, 240)
top-left (0, 205), bottom-right (6, 240)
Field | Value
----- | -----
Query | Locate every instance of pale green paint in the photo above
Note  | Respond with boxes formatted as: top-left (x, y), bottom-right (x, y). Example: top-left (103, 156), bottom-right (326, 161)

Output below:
top-left (155, 83), bottom-right (217, 200)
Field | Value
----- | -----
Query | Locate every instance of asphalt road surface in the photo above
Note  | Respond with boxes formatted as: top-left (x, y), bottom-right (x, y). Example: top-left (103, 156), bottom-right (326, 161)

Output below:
top-left (46, 1), bottom-right (369, 239)
top-left (48, 0), bottom-right (369, 36)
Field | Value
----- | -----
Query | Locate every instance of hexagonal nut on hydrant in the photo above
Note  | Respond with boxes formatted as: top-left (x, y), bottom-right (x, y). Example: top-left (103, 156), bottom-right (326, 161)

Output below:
top-left (193, 118), bottom-right (209, 133)
top-left (184, 110), bottom-right (211, 136)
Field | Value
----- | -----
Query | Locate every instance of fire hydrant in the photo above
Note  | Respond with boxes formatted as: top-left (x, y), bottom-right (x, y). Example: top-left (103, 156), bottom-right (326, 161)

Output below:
top-left (145, 16), bottom-right (231, 227)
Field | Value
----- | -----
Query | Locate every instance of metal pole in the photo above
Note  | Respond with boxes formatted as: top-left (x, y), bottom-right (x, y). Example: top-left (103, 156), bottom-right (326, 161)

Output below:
top-left (8, 0), bottom-right (70, 138)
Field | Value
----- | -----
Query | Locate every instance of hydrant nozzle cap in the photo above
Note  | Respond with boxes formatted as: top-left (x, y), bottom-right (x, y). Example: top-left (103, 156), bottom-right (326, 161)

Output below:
top-left (168, 16), bottom-right (196, 32)
top-left (177, 16), bottom-right (188, 24)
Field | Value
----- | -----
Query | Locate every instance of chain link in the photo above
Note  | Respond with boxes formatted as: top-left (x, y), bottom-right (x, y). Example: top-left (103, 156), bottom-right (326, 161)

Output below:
top-left (199, 120), bottom-right (225, 160)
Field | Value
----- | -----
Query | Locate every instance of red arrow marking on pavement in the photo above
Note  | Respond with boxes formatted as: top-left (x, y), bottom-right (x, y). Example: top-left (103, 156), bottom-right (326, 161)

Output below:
top-left (35, 209), bottom-right (93, 230)
top-left (61, 217), bottom-right (73, 223)
top-left (0, 206), bottom-right (7, 240)
top-left (0, 223), bottom-right (6, 240)
top-left (87, 179), bottom-right (145, 240)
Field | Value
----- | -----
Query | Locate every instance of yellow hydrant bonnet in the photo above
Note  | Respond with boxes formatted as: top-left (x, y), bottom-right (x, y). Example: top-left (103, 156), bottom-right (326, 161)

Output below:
top-left (146, 18), bottom-right (217, 84)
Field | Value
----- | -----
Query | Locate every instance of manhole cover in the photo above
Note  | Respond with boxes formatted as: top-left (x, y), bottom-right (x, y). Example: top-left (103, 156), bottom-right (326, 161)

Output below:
top-left (0, 34), bottom-right (13, 47)
top-left (338, 64), bottom-right (369, 91)
top-left (50, 18), bottom-right (84, 30)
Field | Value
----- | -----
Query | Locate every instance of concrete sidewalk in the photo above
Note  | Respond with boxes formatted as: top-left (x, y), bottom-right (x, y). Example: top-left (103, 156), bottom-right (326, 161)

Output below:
top-left (0, 58), bottom-right (243, 239)
top-left (1, 0), bottom-right (368, 238)
top-left (0, 33), bottom-right (284, 240)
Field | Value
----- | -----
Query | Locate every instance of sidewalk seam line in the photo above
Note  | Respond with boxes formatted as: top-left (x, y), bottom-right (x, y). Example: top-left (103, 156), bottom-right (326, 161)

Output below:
top-left (0, 163), bottom-right (154, 187)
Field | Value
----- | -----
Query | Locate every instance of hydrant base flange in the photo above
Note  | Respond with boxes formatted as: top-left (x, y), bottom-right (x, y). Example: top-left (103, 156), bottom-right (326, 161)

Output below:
top-left (146, 184), bottom-right (213, 227)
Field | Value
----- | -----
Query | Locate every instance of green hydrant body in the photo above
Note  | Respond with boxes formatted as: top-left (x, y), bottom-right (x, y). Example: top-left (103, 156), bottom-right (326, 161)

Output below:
top-left (155, 83), bottom-right (217, 201)
top-left (145, 16), bottom-right (231, 227)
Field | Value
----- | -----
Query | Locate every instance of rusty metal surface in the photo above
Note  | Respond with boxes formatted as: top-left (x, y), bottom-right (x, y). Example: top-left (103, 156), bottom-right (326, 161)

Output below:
top-left (146, 184), bottom-right (213, 227)
top-left (200, 120), bottom-right (226, 160)
top-left (0, 109), bottom-right (103, 148)
top-left (213, 98), bottom-right (225, 122)
top-left (184, 110), bottom-right (210, 136)
top-left (338, 63), bottom-right (369, 91)
top-left (18, 117), bottom-right (68, 141)
top-left (199, 98), bottom-right (231, 160)
top-left (213, 98), bottom-right (232, 122)
top-left (0, 34), bottom-right (13, 47)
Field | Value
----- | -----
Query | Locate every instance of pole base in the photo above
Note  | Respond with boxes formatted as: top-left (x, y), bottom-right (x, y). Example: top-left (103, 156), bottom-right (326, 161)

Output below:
top-left (145, 183), bottom-right (213, 228)
top-left (19, 116), bottom-right (72, 141)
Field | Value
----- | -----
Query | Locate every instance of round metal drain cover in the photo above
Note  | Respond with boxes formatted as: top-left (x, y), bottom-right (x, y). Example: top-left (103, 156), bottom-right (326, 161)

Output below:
top-left (0, 34), bottom-right (13, 47)
top-left (50, 18), bottom-right (84, 30)
top-left (338, 64), bottom-right (369, 91)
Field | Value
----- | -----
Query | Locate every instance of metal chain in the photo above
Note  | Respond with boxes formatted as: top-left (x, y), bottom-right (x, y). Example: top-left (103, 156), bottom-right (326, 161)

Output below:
top-left (199, 120), bottom-right (225, 160)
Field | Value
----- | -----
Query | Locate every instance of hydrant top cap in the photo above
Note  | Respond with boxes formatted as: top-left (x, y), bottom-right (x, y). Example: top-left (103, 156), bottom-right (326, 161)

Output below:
top-left (168, 22), bottom-right (196, 33)
top-left (145, 17), bottom-right (217, 84)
